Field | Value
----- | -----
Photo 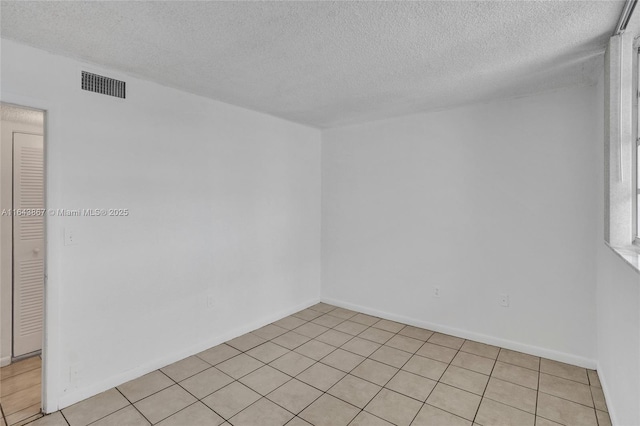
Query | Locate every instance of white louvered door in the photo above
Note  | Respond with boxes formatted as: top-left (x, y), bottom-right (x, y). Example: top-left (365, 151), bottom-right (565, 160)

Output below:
top-left (13, 132), bottom-right (44, 357)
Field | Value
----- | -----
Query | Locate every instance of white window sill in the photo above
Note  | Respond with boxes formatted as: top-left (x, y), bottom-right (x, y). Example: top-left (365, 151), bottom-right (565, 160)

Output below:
top-left (606, 242), bottom-right (640, 274)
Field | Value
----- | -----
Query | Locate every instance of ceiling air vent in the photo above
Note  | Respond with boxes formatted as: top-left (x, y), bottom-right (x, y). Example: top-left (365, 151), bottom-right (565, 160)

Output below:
top-left (81, 71), bottom-right (126, 99)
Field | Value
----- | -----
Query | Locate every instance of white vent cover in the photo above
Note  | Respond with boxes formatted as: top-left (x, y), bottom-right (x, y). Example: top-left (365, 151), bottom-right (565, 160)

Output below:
top-left (81, 71), bottom-right (125, 99)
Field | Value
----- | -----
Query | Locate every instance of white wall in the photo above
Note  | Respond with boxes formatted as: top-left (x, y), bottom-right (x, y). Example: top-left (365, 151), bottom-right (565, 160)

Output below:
top-left (322, 85), bottom-right (599, 366)
top-left (595, 63), bottom-right (640, 426)
top-left (0, 39), bottom-right (321, 411)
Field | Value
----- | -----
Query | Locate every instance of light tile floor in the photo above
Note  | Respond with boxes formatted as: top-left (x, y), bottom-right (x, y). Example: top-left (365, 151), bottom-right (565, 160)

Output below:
top-left (17, 304), bottom-right (612, 425)
top-left (0, 356), bottom-right (43, 426)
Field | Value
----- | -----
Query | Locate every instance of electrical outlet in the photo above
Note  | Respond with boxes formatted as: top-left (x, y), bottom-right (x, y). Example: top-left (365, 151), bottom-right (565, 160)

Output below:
top-left (499, 293), bottom-right (509, 307)
top-left (206, 294), bottom-right (215, 309)
top-left (434, 286), bottom-right (441, 297)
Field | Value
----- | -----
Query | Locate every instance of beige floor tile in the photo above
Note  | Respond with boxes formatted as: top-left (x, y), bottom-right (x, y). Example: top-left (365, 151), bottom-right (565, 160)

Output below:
top-left (309, 302), bottom-right (337, 313)
top-left (334, 321), bottom-right (369, 336)
top-left (475, 398), bottom-right (534, 426)
top-left (539, 373), bottom-right (593, 407)
top-left (587, 370), bottom-right (601, 388)
top-left (1, 384), bottom-right (41, 416)
top-left (11, 414), bottom-right (45, 426)
top-left (412, 404), bottom-right (472, 426)
top-left (440, 365), bottom-right (489, 396)
top-left (365, 388), bottom-right (422, 426)
top-left (416, 342), bottom-right (458, 363)
top-left (402, 355), bottom-right (448, 381)
top-left (398, 326), bottom-right (434, 342)
top-left (117, 370), bottom-right (174, 402)
top-left (0, 358), bottom-right (41, 380)
top-left (269, 352), bottom-right (315, 377)
top-left (156, 401), bottom-right (224, 426)
top-left (359, 327), bottom-right (395, 344)
top-left (216, 354), bottom-right (263, 379)
top-left (273, 316), bottom-right (307, 331)
top-left (351, 359), bottom-right (398, 386)
top-left (179, 367), bottom-right (234, 399)
top-left (201, 382), bottom-right (261, 419)
top-left (292, 309), bottom-right (323, 321)
top-left (239, 365), bottom-right (290, 395)
top-left (320, 348), bottom-right (364, 372)
top-left (370, 345), bottom-right (412, 368)
top-left (539, 359), bottom-right (588, 384)
top-left (312, 314), bottom-right (345, 328)
top-left (196, 344), bottom-right (240, 366)
top-left (385, 370), bottom-right (436, 401)
top-left (484, 377), bottom-right (537, 413)
top-left (536, 392), bottom-right (597, 426)
top-left (460, 341), bottom-right (500, 360)
top-left (246, 342), bottom-right (290, 364)
top-left (428, 333), bottom-right (465, 350)
top-left (328, 374), bottom-right (381, 408)
top-left (271, 331), bottom-right (310, 350)
top-left (591, 386), bottom-right (608, 412)
top-left (491, 361), bottom-right (539, 390)
top-left (252, 324), bottom-right (288, 340)
top-left (230, 398), bottom-right (293, 426)
top-left (596, 409), bottom-right (612, 426)
top-left (267, 379), bottom-right (322, 414)
top-left (497, 349), bottom-right (540, 371)
top-left (299, 394), bottom-right (359, 426)
top-left (386, 335), bottom-right (423, 353)
top-left (327, 308), bottom-right (358, 320)
top-left (535, 417), bottom-right (563, 426)
top-left (3, 402), bottom-right (41, 426)
top-left (226, 333), bottom-right (267, 352)
top-left (61, 388), bottom-right (128, 426)
top-left (294, 340), bottom-right (335, 361)
top-left (27, 412), bottom-right (67, 426)
top-left (293, 323), bottom-right (330, 339)
top-left (451, 352), bottom-right (495, 375)
top-left (134, 385), bottom-right (196, 424)
top-left (350, 411), bottom-right (394, 426)
top-left (296, 363), bottom-right (345, 391)
top-left (160, 356), bottom-right (210, 382)
top-left (372, 319), bottom-right (405, 333)
top-left (1, 368), bottom-right (41, 397)
top-left (426, 383), bottom-right (481, 421)
top-left (90, 406), bottom-right (150, 426)
top-left (341, 337), bottom-right (381, 357)
top-left (350, 313), bottom-right (380, 327)
top-left (315, 329), bottom-right (353, 347)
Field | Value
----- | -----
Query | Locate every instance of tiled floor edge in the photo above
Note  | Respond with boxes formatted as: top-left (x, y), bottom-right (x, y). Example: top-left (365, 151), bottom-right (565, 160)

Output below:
top-left (55, 297), bottom-right (321, 412)
top-left (320, 297), bottom-right (597, 369)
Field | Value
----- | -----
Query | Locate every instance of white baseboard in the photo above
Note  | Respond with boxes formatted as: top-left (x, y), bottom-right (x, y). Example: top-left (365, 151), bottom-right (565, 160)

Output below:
top-left (57, 297), bottom-right (319, 410)
top-left (596, 362), bottom-right (618, 426)
top-left (322, 297), bottom-right (597, 369)
top-left (0, 355), bottom-right (11, 367)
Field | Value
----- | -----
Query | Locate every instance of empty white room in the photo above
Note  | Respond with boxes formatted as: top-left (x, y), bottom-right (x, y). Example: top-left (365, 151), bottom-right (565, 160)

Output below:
top-left (0, 1), bottom-right (638, 426)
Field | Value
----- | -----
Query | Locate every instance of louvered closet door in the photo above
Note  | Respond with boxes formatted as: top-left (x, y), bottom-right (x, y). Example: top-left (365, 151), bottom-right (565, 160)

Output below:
top-left (13, 132), bottom-right (44, 357)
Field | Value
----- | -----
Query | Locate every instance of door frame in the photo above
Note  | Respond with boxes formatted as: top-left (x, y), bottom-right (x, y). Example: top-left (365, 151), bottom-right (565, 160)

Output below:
top-left (1, 93), bottom-right (61, 414)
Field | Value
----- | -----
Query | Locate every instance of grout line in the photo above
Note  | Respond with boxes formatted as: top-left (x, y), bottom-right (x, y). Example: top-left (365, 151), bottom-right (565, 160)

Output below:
top-left (534, 359), bottom-right (541, 422)
top-left (112, 387), bottom-right (154, 426)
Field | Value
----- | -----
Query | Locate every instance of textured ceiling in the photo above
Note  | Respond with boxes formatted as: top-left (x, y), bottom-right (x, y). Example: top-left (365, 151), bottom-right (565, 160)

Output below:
top-left (0, 1), bottom-right (623, 128)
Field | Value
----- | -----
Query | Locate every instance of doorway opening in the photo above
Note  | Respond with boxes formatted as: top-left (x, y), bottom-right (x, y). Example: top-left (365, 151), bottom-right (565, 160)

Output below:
top-left (0, 103), bottom-right (45, 425)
